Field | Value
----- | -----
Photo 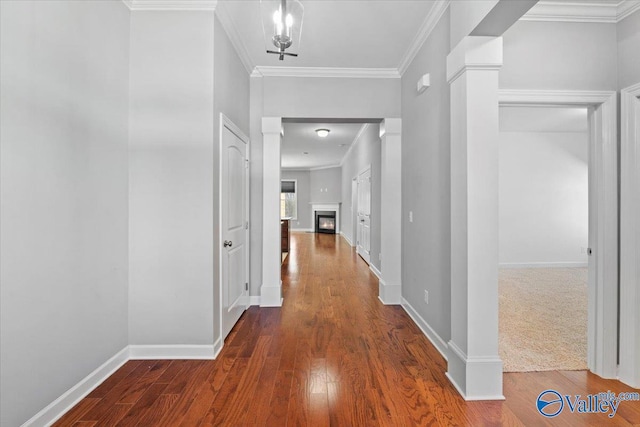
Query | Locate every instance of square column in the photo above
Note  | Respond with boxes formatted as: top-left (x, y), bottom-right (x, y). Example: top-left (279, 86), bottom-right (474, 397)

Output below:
top-left (446, 37), bottom-right (504, 400)
top-left (379, 119), bottom-right (402, 304)
top-left (261, 117), bottom-right (283, 307)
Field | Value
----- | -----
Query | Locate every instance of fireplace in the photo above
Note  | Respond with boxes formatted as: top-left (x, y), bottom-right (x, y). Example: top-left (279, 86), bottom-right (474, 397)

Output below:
top-left (315, 211), bottom-right (336, 234)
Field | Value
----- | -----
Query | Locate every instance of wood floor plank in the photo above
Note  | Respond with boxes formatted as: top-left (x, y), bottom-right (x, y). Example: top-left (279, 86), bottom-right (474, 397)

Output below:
top-left (55, 232), bottom-right (639, 426)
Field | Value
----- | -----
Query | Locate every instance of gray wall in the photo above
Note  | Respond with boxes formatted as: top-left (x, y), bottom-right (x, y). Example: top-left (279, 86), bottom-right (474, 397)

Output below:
top-left (400, 8), bottom-right (451, 344)
top-left (281, 170), bottom-right (312, 230)
top-left (0, 1), bottom-right (130, 426)
top-left (249, 76), bottom-right (401, 295)
top-left (501, 20), bottom-right (618, 90)
top-left (310, 167), bottom-right (342, 204)
top-left (618, 10), bottom-right (640, 90)
top-left (128, 11), bottom-right (215, 345)
top-left (340, 124), bottom-right (382, 272)
top-left (213, 14), bottom-right (251, 345)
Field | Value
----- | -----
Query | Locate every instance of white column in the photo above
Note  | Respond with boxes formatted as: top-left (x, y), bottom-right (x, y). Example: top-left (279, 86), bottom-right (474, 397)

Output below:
top-left (446, 37), bottom-right (504, 400)
top-left (261, 117), bottom-right (283, 307)
top-left (379, 119), bottom-right (402, 304)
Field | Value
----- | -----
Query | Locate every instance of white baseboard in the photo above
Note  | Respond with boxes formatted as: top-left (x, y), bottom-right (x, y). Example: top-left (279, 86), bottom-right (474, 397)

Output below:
top-left (260, 283), bottom-right (283, 307)
top-left (378, 279), bottom-right (402, 305)
top-left (22, 346), bottom-right (129, 427)
top-left (248, 295), bottom-right (261, 306)
top-left (129, 345), bottom-right (216, 360)
top-left (340, 231), bottom-right (354, 247)
top-left (446, 341), bottom-right (504, 401)
top-left (499, 262), bottom-right (588, 268)
top-left (369, 263), bottom-right (382, 280)
top-left (213, 337), bottom-right (223, 359)
top-left (401, 298), bottom-right (448, 360)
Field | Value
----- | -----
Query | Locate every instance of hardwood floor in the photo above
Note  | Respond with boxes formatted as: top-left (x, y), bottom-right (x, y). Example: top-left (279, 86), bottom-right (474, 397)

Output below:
top-left (55, 232), bottom-right (640, 426)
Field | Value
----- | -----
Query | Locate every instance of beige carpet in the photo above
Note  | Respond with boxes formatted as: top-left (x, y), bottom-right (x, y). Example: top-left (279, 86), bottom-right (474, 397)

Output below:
top-left (499, 268), bottom-right (588, 372)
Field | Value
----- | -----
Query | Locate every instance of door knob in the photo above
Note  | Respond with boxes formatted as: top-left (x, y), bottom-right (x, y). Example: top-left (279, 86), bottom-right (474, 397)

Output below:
top-left (224, 240), bottom-right (233, 247)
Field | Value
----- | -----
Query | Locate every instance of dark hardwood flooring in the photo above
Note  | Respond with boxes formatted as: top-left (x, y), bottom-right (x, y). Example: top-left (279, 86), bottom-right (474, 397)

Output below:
top-left (54, 232), bottom-right (640, 426)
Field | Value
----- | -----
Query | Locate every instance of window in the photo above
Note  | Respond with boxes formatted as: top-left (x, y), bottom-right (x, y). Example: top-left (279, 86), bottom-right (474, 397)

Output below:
top-left (281, 180), bottom-right (297, 219)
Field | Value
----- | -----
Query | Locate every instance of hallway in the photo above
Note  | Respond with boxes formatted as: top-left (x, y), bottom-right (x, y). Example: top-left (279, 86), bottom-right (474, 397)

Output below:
top-left (54, 233), bottom-right (639, 426)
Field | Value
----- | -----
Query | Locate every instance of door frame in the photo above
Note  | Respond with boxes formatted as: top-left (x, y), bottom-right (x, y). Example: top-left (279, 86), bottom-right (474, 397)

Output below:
top-left (619, 82), bottom-right (640, 388)
top-left (356, 165), bottom-right (372, 263)
top-left (218, 113), bottom-right (251, 346)
top-left (498, 89), bottom-right (618, 379)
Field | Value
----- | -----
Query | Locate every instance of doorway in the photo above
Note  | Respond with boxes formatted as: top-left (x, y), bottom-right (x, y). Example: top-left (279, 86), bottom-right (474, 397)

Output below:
top-left (356, 166), bottom-right (372, 264)
top-left (498, 105), bottom-right (589, 372)
top-left (498, 90), bottom-right (618, 379)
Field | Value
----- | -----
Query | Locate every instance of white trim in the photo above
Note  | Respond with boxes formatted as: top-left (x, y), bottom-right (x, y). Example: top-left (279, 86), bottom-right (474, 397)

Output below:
top-left (401, 298), bottom-right (449, 360)
top-left (340, 124), bottom-right (370, 167)
top-left (446, 342), bottom-right (504, 401)
top-left (499, 89), bottom-right (615, 106)
top-left (619, 82), bottom-right (640, 388)
top-left (214, 4), bottom-right (253, 74)
top-left (125, 0), bottom-right (217, 11)
top-left (398, 0), bottom-right (450, 75)
top-left (340, 231), bottom-right (354, 247)
top-left (248, 295), bottom-right (261, 306)
top-left (213, 337), bottom-right (223, 358)
top-left (378, 278), bottom-right (402, 305)
top-left (618, 1), bottom-right (640, 21)
top-left (308, 164), bottom-right (341, 171)
top-left (260, 283), bottom-right (284, 307)
top-left (499, 262), bottom-right (588, 269)
top-left (369, 263), bottom-right (382, 280)
top-left (22, 347), bottom-right (129, 427)
top-left (498, 89), bottom-right (618, 380)
top-left (129, 345), bottom-right (216, 359)
top-left (252, 66), bottom-right (400, 79)
top-left (521, 1), bottom-right (617, 23)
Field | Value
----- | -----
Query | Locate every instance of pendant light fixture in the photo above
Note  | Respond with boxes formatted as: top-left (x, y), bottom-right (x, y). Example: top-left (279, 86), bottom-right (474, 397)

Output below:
top-left (261, 0), bottom-right (304, 60)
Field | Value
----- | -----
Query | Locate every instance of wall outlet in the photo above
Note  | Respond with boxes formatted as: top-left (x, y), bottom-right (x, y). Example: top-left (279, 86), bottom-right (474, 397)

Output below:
top-left (424, 290), bottom-right (429, 304)
top-left (409, 211), bottom-right (413, 223)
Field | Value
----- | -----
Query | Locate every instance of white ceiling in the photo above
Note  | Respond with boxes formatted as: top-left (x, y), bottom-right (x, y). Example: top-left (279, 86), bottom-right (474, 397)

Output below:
top-left (217, 0), bottom-right (438, 69)
top-left (499, 106), bottom-right (588, 133)
top-left (281, 122), bottom-right (365, 169)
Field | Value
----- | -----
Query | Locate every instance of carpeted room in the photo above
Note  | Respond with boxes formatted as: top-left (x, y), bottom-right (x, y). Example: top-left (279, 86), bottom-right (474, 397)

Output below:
top-left (498, 106), bottom-right (590, 373)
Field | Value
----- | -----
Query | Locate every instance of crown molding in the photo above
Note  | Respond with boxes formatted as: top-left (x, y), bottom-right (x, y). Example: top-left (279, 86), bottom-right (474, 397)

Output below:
top-left (340, 124), bottom-right (370, 167)
top-left (251, 66), bottom-right (400, 79)
top-left (397, 0), bottom-right (450, 76)
top-left (309, 164), bottom-right (342, 171)
top-left (123, 0), bottom-right (217, 11)
top-left (521, 1), bottom-right (639, 23)
top-left (214, 4), bottom-right (254, 73)
top-left (618, 0), bottom-right (640, 20)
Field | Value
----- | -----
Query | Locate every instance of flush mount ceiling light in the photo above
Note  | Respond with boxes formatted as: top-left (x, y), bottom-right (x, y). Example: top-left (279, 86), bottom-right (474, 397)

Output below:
top-left (260, 0), bottom-right (304, 60)
top-left (315, 129), bottom-right (330, 138)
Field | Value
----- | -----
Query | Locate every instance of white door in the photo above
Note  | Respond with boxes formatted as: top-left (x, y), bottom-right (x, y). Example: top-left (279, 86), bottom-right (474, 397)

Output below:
top-left (356, 168), bottom-right (371, 264)
top-left (221, 118), bottom-right (249, 340)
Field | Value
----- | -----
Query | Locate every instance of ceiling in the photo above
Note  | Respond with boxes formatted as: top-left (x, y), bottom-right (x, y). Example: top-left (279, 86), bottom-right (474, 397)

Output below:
top-left (499, 106), bottom-right (588, 133)
top-left (217, 0), bottom-right (438, 70)
top-left (281, 122), bottom-right (365, 169)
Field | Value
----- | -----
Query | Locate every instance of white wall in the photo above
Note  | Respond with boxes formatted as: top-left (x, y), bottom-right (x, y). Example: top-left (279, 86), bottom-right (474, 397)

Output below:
top-left (340, 124), bottom-right (382, 271)
top-left (128, 11), bottom-right (215, 346)
top-left (310, 167), bottom-right (342, 204)
top-left (400, 7), bottom-right (451, 344)
top-left (281, 170), bottom-right (311, 229)
top-left (617, 9), bottom-right (640, 90)
top-left (0, 1), bottom-right (130, 426)
top-left (499, 131), bottom-right (589, 267)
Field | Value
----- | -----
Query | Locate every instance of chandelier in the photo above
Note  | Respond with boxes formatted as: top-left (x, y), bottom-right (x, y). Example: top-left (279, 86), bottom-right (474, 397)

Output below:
top-left (260, 0), bottom-right (304, 60)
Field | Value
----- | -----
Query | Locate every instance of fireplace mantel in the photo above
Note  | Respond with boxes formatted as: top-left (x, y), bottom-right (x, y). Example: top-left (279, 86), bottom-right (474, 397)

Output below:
top-left (310, 203), bottom-right (341, 233)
